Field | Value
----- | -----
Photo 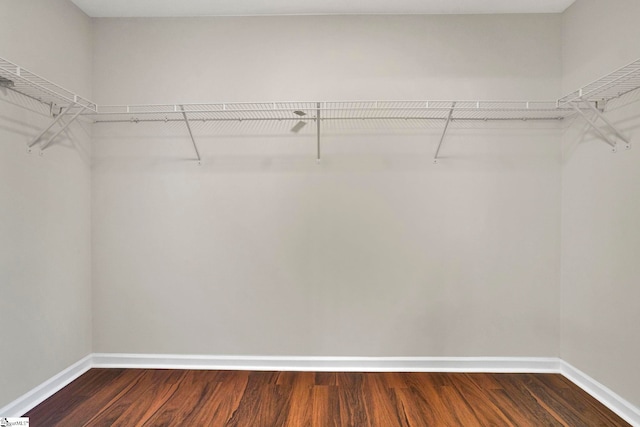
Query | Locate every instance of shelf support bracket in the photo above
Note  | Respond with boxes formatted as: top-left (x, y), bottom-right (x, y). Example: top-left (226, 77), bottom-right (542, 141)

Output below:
top-left (316, 102), bottom-right (321, 162)
top-left (570, 101), bottom-right (629, 151)
top-left (27, 104), bottom-right (73, 150)
top-left (434, 101), bottom-right (456, 163)
top-left (40, 106), bottom-right (86, 152)
top-left (180, 105), bottom-right (201, 164)
top-left (584, 100), bottom-right (631, 149)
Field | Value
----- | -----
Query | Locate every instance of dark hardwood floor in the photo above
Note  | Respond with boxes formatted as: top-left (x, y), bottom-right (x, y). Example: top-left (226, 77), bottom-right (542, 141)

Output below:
top-left (25, 369), bottom-right (630, 426)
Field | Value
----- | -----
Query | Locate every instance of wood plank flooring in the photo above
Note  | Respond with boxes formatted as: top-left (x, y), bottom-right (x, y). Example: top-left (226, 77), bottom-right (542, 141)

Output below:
top-left (25, 369), bottom-right (630, 426)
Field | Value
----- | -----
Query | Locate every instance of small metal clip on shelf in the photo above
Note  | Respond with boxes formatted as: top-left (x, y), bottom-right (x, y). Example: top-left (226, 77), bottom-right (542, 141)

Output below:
top-left (1, 55), bottom-right (639, 161)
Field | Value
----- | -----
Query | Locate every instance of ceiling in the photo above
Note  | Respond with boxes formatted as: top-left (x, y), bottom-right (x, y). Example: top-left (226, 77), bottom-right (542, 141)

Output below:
top-left (71, 0), bottom-right (577, 18)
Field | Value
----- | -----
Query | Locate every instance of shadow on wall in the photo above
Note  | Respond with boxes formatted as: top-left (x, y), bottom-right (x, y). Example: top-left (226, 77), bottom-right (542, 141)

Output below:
top-left (0, 87), bottom-right (53, 116)
top-left (90, 119), bottom-right (561, 174)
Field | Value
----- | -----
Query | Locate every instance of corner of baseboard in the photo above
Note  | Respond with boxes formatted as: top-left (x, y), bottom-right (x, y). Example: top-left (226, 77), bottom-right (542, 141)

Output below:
top-left (560, 360), bottom-right (640, 426)
top-left (0, 354), bottom-right (92, 418)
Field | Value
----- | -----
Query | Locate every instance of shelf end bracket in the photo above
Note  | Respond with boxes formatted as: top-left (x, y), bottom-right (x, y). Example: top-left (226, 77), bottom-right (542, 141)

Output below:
top-left (570, 101), bottom-right (630, 152)
top-left (584, 100), bottom-right (631, 150)
top-left (27, 104), bottom-right (73, 150)
top-left (39, 106), bottom-right (87, 152)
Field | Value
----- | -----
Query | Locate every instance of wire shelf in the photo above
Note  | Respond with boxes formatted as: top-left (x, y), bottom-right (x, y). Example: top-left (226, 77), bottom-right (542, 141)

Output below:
top-left (558, 58), bottom-right (640, 105)
top-left (89, 100), bottom-right (573, 124)
top-left (0, 57), bottom-right (96, 112)
top-left (84, 58), bottom-right (640, 124)
top-left (1, 54), bottom-right (639, 124)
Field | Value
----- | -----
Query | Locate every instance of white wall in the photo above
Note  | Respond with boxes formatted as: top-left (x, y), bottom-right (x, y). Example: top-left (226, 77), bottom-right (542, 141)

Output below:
top-left (0, 0), bottom-right (93, 408)
top-left (561, 0), bottom-right (640, 408)
top-left (91, 15), bottom-right (563, 357)
top-left (92, 15), bottom-right (561, 103)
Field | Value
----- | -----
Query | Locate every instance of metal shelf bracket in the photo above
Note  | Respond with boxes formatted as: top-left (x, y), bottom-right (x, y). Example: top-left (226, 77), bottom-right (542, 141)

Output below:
top-left (570, 101), bottom-right (631, 152)
top-left (28, 105), bottom-right (87, 153)
top-left (39, 106), bottom-right (86, 152)
top-left (180, 105), bottom-right (202, 165)
top-left (316, 102), bottom-right (321, 162)
top-left (27, 105), bottom-right (73, 151)
top-left (433, 101), bottom-right (456, 163)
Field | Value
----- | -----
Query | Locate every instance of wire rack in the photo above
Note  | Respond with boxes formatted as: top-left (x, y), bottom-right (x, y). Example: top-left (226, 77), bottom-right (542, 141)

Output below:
top-left (0, 57), bottom-right (96, 111)
top-left (90, 101), bottom-right (572, 124)
top-left (559, 58), bottom-right (640, 105)
top-left (86, 58), bottom-right (640, 124)
top-left (1, 54), bottom-right (639, 124)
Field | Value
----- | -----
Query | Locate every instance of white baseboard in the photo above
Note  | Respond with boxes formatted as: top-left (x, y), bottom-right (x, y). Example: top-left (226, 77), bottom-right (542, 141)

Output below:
top-left (91, 353), bottom-right (561, 373)
top-left (3, 353), bottom-right (638, 426)
top-left (0, 354), bottom-right (92, 418)
top-left (560, 361), bottom-right (640, 426)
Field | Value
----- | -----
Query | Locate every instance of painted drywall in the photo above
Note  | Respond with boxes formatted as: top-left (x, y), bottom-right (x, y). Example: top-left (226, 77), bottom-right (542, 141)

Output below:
top-left (561, 0), bottom-right (640, 408)
top-left (0, 0), bottom-right (93, 409)
top-left (91, 15), bottom-right (562, 357)
top-left (91, 15), bottom-right (561, 103)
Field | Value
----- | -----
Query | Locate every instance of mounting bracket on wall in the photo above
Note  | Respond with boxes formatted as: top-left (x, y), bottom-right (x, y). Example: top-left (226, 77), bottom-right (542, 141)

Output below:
top-left (316, 102), bottom-right (321, 162)
top-left (569, 100), bottom-right (631, 152)
top-left (180, 105), bottom-right (202, 165)
top-left (433, 101), bottom-right (456, 164)
top-left (27, 103), bottom-right (87, 154)
top-left (27, 104), bottom-right (72, 152)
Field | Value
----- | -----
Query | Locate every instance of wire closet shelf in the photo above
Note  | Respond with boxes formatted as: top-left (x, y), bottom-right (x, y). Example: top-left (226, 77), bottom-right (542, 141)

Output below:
top-left (89, 101), bottom-right (572, 124)
top-left (0, 57), bottom-right (96, 112)
top-left (1, 56), bottom-right (639, 124)
top-left (84, 58), bottom-right (640, 124)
